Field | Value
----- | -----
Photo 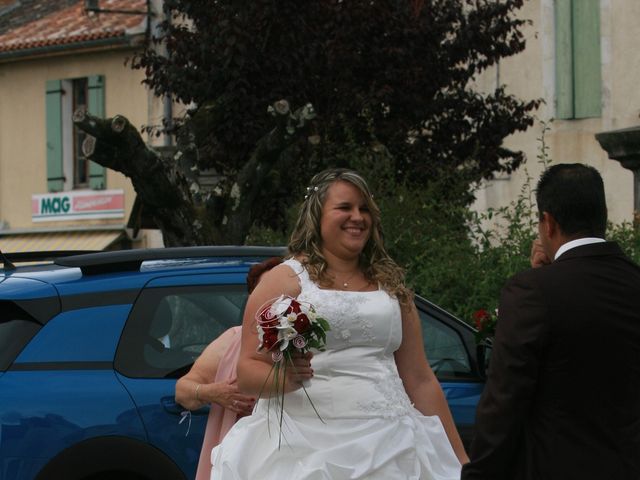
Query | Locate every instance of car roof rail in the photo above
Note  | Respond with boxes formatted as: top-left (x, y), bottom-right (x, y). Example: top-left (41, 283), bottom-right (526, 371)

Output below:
top-left (54, 246), bottom-right (287, 275)
top-left (2, 250), bottom-right (100, 265)
top-left (0, 249), bottom-right (16, 271)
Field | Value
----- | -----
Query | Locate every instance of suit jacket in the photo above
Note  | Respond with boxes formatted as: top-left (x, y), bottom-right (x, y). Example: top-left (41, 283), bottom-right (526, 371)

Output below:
top-left (462, 242), bottom-right (640, 480)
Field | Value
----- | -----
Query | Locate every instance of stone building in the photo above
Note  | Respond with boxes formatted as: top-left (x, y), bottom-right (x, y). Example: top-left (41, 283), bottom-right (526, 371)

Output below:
top-left (0, 0), bottom-right (165, 253)
top-left (474, 0), bottom-right (639, 226)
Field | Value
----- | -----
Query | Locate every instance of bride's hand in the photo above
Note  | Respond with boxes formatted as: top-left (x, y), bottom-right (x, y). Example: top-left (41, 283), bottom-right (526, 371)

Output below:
top-left (284, 351), bottom-right (314, 391)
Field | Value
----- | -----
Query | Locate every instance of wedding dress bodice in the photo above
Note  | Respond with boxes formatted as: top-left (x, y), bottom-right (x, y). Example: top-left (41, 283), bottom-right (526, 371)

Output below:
top-left (254, 258), bottom-right (416, 419)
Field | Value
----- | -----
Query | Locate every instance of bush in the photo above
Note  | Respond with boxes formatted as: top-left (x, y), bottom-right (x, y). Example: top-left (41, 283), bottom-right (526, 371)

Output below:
top-left (607, 221), bottom-right (640, 263)
top-left (402, 123), bottom-right (550, 323)
top-left (247, 130), bottom-right (640, 326)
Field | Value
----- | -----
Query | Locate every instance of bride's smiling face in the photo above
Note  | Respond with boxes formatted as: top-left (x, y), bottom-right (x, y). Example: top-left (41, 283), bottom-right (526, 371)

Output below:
top-left (320, 180), bottom-right (372, 258)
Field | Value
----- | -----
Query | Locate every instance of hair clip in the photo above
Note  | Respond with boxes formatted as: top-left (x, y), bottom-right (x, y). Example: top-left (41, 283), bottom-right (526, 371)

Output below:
top-left (304, 186), bottom-right (319, 200)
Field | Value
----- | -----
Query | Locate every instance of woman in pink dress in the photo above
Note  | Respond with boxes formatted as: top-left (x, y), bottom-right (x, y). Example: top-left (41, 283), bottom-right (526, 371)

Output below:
top-left (175, 257), bottom-right (282, 480)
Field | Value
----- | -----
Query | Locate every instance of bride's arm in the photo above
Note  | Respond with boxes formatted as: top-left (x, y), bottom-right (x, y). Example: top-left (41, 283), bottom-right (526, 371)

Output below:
top-left (236, 263), bottom-right (314, 396)
top-left (395, 300), bottom-right (469, 465)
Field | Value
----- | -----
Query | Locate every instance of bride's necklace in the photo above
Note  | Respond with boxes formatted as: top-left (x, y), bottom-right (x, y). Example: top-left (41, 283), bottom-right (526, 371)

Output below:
top-left (329, 269), bottom-right (359, 289)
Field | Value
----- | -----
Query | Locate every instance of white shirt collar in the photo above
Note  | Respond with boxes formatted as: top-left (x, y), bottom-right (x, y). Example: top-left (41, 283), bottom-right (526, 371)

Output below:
top-left (554, 237), bottom-right (606, 260)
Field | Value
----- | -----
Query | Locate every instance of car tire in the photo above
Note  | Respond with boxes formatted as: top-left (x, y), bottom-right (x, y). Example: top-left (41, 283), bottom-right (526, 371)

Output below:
top-left (35, 436), bottom-right (186, 480)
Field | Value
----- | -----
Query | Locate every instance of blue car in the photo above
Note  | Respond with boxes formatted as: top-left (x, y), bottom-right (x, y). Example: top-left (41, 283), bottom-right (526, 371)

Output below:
top-left (0, 247), bottom-right (485, 480)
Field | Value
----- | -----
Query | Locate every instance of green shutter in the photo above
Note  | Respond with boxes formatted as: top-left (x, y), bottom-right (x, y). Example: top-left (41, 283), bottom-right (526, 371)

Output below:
top-left (87, 75), bottom-right (106, 189)
top-left (555, 0), bottom-right (574, 119)
top-left (572, 0), bottom-right (601, 118)
top-left (45, 80), bottom-right (65, 192)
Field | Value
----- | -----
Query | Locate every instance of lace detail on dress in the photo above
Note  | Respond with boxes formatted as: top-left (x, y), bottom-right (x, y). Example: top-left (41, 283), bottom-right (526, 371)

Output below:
top-left (282, 258), bottom-right (312, 290)
top-left (355, 360), bottom-right (414, 418)
top-left (322, 292), bottom-right (370, 345)
top-left (359, 314), bottom-right (376, 344)
top-left (283, 259), bottom-right (378, 346)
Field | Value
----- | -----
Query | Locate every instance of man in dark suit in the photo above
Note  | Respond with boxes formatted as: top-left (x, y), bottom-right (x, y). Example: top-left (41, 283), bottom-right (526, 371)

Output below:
top-left (462, 163), bottom-right (640, 480)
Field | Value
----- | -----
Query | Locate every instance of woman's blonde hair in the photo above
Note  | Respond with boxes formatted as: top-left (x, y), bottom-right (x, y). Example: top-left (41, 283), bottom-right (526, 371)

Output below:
top-left (288, 168), bottom-right (412, 304)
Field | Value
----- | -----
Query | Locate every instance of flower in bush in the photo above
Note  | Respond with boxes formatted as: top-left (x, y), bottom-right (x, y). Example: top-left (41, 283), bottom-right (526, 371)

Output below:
top-left (473, 308), bottom-right (497, 344)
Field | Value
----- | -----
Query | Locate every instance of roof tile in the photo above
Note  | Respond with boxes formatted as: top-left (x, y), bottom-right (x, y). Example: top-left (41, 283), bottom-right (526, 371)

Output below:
top-left (0, 0), bottom-right (147, 53)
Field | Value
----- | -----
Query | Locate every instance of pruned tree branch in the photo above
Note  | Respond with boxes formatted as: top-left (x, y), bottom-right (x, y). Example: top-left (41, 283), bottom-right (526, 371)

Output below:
top-left (223, 101), bottom-right (316, 243)
top-left (74, 109), bottom-right (203, 246)
top-left (73, 100), bottom-right (315, 246)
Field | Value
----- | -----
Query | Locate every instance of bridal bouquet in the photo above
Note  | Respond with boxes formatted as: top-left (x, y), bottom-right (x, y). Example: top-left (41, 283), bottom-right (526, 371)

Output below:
top-left (256, 294), bottom-right (329, 355)
top-left (255, 294), bottom-right (330, 445)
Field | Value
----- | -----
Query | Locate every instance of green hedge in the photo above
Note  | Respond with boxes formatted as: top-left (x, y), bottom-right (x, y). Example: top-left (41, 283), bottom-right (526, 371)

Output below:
top-left (248, 151), bottom-right (640, 325)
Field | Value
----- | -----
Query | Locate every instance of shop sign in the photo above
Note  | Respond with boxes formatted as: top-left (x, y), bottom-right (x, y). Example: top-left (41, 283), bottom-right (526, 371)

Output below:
top-left (32, 190), bottom-right (124, 222)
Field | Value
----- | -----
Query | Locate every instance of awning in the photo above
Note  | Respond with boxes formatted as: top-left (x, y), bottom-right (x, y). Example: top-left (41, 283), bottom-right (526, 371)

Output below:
top-left (0, 230), bottom-right (125, 253)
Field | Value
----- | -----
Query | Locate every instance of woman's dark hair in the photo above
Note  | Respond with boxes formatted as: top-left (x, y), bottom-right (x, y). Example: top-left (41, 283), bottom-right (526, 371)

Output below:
top-left (536, 163), bottom-right (607, 238)
top-left (246, 257), bottom-right (283, 294)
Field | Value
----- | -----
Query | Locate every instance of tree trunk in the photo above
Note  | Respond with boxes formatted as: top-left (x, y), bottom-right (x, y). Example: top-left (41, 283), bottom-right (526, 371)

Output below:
top-left (73, 100), bottom-right (315, 246)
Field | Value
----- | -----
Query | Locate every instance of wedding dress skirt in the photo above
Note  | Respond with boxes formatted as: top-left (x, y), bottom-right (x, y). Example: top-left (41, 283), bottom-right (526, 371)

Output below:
top-left (211, 259), bottom-right (461, 480)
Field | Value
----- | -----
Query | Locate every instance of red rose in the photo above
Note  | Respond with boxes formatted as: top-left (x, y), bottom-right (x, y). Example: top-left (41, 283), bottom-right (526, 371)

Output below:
top-left (286, 300), bottom-right (302, 315)
top-left (259, 308), bottom-right (279, 328)
top-left (261, 330), bottom-right (279, 351)
top-left (259, 309), bottom-right (272, 321)
top-left (293, 313), bottom-right (310, 333)
top-left (473, 309), bottom-right (491, 330)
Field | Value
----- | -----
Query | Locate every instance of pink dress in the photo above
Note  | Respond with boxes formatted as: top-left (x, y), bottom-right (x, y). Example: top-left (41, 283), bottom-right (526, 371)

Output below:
top-left (194, 326), bottom-right (242, 480)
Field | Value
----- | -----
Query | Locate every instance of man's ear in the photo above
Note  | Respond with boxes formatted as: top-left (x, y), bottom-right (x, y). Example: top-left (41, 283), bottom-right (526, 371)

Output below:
top-left (541, 211), bottom-right (559, 239)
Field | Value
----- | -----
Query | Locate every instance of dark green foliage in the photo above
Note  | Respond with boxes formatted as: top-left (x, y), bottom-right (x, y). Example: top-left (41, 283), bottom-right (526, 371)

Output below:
top-left (249, 131), bottom-right (640, 326)
top-left (133, 0), bottom-right (540, 236)
top-left (607, 222), bottom-right (640, 264)
top-left (131, 0), bottom-right (557, 314)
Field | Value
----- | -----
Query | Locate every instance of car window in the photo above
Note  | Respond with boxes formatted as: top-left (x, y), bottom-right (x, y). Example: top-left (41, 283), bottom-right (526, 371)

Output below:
top-left (0, 301), bottom-right (42, 371)
top-left (115, 284), bottom-right (247, 379)
top-left (419, 308), bottom-right (473, 379)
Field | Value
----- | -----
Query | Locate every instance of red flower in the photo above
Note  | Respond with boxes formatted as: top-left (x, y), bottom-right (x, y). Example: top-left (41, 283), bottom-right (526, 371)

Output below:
top-left (473, 309), bottom-right (491, 330)
top-left (286, 301), bottom-right (302, 315)
top-left (473, 308), bottom-right (497, 344)
top-left (261, 330), bottom-right (279, 351)
top-left (258, 308), bottom-right (279, 328)
top-left (293, 313), bottom-right (310, 333)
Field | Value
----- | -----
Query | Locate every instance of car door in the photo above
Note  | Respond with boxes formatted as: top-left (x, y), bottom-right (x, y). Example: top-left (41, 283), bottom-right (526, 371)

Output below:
top-left (114, 271), bottom-right (248, 480)
top-left (415, 295), bottom-right (485, 447)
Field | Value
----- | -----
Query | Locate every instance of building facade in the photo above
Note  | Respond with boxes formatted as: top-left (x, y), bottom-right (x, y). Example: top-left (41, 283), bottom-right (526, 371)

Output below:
top-left (0, 0), bottom-right (165, 253)
top-left (2, 0), bottom-right (636, 253)
top-left (474, 0), bottom-right (638, 226)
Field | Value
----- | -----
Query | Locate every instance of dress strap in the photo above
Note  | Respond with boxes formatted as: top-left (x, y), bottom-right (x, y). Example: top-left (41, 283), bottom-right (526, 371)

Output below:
top-left (282, 258), bottom-right (314, 291)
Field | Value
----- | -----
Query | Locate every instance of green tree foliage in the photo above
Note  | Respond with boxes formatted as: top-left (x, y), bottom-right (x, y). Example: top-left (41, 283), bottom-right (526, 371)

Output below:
top-left (249, 118), bottom-right (640, 325)
top-left (607, 222), bottom-right (640, 264)
top-left (132, 0), bottom-right (540, 235)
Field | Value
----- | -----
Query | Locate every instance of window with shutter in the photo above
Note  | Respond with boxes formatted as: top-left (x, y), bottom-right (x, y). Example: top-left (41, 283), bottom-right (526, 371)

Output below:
top-left (555, 0), bottom-right (602, 119)
top-left (44, 75), bottom-right (106, 192)
top-left (45, 80), bottom-right (64, 192)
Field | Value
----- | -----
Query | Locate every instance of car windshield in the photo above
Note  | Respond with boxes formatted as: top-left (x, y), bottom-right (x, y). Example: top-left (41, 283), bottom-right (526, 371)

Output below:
top-left (0, 302), bottom-right (42, 371)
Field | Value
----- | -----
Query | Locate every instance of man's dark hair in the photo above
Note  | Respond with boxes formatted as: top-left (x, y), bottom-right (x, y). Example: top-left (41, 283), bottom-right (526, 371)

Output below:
top-left (536, 163), bottom-right (607, 238)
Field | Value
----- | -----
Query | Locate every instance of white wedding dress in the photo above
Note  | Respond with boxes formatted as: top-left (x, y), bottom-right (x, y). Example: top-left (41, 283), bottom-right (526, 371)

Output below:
top-left (211, 259), bottom-right (461, 479)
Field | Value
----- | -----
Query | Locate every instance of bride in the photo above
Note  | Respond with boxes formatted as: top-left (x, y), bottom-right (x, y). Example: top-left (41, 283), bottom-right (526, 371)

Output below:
top-left (211, 168), bottom-right (468, 479)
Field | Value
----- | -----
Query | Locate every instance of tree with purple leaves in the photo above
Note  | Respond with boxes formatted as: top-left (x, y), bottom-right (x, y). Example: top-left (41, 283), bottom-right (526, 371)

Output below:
top-left (76, 0), bottom-right (539, 246)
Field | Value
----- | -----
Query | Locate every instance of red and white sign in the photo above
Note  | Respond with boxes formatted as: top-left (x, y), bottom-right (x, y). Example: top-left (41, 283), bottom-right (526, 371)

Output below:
top-left (32, 190), bottom-right (125, 222)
